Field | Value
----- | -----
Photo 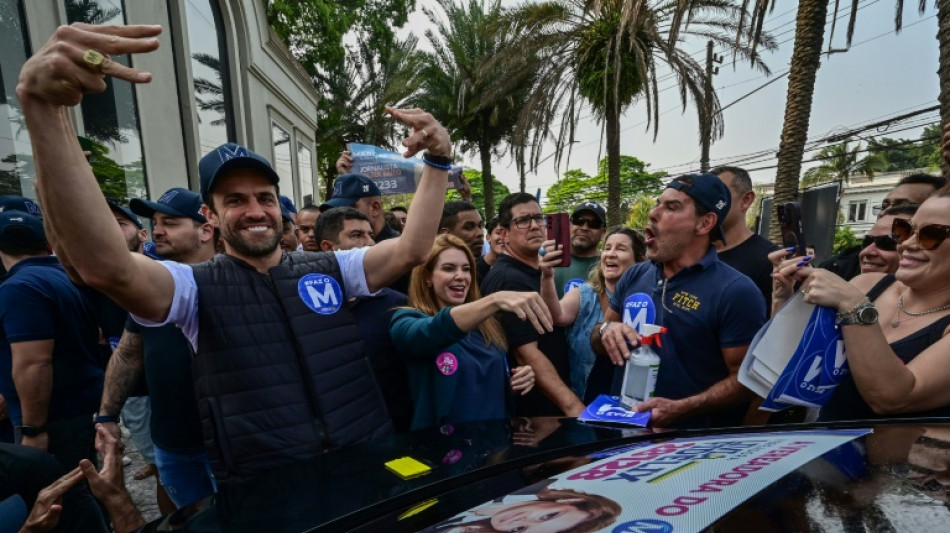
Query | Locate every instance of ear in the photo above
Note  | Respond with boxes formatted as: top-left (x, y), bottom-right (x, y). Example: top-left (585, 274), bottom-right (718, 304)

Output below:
top-left (319, 240), bottom-right (336, 252)
top-left (137, 229), bottom-right (148, 244)
top-left (695, 212), bottom-right (717, 237)
top-left (198, 222), bottom-right (214, 244)
top-left (439, 227), bottom-right (450, 235)
top-left (201, 204), bottom-right (218, 228)
top-left (740, 190), bottom-right (756, 211)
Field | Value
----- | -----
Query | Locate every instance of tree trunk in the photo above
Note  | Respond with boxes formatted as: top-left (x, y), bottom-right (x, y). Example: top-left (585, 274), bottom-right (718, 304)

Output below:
top-left (480, 138), bottom-right (495, 221)
top-left (605, 91), bottom-right (622, 227)
top-left (768, 0), bottom-right (828, 245)
top-left (938, 0), bottom-right (950, 179)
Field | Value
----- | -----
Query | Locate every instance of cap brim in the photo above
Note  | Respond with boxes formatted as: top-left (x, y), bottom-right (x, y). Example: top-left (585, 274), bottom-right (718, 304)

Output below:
top-left (323, 196), bottom-right (358, 208)
top-left (203, 158), bottom-right (280, 201)
top-left (107, 203), bottom-right (143, 229)
top-left (131, 198), bottom-right (204, 222)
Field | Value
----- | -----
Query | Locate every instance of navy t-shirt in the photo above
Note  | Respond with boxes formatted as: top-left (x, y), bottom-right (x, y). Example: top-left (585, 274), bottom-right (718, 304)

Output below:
top-left (610, 248), bottom-right (765, 428)
top-left (481, 255), bottom-right (571, 416)
top-left (0, 257), bottom-right (103, 426)
top-left (125, 317), bottom-right (203, 453)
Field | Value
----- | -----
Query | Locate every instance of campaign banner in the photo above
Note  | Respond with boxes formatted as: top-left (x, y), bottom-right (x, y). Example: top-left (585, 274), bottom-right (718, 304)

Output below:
top-left (419, 429), bottom-right (870, 533)
top-left (349, 143), bottom-right (463, 195)
top-left (579, 395), bottom-right (651, 427)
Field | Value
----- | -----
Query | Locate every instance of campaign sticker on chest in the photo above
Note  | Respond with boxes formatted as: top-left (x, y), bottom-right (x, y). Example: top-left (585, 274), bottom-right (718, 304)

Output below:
top-left (563, 278), bottom-right (585, 294)
top-left (436, 352), bottom-right (458, 376)
top-left (297, 274), bottom-right (343, 315)
top-left (108, 336), bottom-right (121, 352)
top-left (623, 292), bottom-right (656, 333)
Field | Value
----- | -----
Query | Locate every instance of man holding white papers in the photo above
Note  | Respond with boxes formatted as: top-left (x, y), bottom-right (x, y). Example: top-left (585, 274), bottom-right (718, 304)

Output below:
top-left (592, 174), bottom-right (765, 428)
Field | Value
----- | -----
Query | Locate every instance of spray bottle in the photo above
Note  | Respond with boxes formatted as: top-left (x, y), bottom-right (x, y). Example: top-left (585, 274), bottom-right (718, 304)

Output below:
top-left (620, 324), bottom-right (667, 409)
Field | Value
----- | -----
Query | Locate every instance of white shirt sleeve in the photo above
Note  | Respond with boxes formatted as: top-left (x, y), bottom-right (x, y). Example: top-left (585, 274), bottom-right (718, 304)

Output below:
top-left (333, 246), bottom-right (378, 298)
top-left (131, 260), bottom-right (200, 351)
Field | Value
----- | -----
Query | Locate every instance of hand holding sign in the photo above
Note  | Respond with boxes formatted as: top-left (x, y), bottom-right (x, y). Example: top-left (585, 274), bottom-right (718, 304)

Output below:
top-left (386, 107), bottom-right (451, 158)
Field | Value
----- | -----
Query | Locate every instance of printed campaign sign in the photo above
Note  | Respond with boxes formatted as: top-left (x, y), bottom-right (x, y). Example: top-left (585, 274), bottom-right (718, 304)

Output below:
top-left (564, 278), bottom-right (585, 294)
top-left (297, 274), bottom-right (343, 315)
top-left (349, 143), bottom-right (463, 195)
top-left (622, 293), bottom-right (655, 334)
top-left (421, 429), bottom-right (870, 533)
top-left (579, 395), bottom-right (651, 427)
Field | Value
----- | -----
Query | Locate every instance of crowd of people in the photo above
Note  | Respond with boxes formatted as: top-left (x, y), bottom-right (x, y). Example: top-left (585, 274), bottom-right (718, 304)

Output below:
top-left (2, 21), bottom-right (950, 533)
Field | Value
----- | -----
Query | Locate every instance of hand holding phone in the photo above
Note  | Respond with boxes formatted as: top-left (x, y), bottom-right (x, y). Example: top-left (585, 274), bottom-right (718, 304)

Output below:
top-left (777, 201), bottom-right (806, 257)
top-left (545, 213), bottom-right (571, 267)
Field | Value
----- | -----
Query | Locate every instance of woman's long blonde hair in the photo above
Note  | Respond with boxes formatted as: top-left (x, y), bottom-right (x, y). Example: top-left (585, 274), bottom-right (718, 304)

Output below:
top-left (407, 234), bottom-right (507, 349)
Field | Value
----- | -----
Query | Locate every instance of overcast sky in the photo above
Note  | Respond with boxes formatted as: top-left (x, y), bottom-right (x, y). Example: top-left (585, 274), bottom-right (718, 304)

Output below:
top-left (401, 0), bottom-right (940, 201)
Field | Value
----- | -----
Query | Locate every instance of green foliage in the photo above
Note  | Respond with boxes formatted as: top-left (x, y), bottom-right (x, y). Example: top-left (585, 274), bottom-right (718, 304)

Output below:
top-left (544, 155), bottom-right (666, 213)
top-left (801, 140), bottom-right (886, 187)
top-left (445, 169), bottom-right (510, 216)
top-left (625, 196), bottom-right (655, 231)
top-left (833, 225), bottom-right (860, 254)
top-left (865, 124), bottom-right (942, 172)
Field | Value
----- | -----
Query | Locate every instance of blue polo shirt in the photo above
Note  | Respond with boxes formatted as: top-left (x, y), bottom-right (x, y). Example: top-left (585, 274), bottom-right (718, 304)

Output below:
top-left (610, 247), bottom-right (765, 428)
top-left (0, 257), bottom-right (103, 426)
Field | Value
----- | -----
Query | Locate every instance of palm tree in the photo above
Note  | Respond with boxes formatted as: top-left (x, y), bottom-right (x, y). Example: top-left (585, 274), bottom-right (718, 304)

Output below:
top-left (313, 35), bottom-right (424, 197)
top-left (800, 140), bottom-right (886, 187)
top-left (501, 0), bottom-right (775, 226)
top-left (741, 0), bottom-right (930, 242)
top-left (938, 1), bottom-right (950, 178)
top-left (414, 0), bottom-right (537, 219)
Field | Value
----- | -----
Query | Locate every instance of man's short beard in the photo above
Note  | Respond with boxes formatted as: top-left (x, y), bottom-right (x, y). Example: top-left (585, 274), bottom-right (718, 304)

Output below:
top-left (571, 237), bottom-right (598, 254)
top-left (223, 226), bottom-right (281, 258)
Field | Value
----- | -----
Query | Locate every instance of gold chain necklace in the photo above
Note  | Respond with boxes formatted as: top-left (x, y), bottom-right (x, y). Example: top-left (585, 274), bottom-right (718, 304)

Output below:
top-left (890, 295), bottom-right (950, 328)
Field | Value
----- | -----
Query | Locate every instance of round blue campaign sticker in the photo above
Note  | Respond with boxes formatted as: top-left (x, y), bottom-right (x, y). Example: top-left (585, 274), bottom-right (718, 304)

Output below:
top-left (563, 278), bottom-right (585, 294)
top-left (297, 274), bottom-right (343, 315)
top-left (108, 336), bottom-right (121, 352)
top-left (622, 292), bottom-right (656, 333)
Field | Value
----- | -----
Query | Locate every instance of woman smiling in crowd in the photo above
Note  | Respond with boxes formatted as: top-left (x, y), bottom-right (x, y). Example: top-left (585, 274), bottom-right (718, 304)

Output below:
top-left (391, 235), bottom-right (548, 430)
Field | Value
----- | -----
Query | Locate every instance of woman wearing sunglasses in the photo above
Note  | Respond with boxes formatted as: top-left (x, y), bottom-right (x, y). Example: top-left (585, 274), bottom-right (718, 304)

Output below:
top-left (391, 235), bottom-right (548, 430)
top-left (772, 192), bottom-right (950, 421)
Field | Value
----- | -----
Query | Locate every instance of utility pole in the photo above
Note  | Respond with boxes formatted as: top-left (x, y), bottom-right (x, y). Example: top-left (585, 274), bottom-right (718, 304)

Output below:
top-left (700, 40), bottom-right (723, 173)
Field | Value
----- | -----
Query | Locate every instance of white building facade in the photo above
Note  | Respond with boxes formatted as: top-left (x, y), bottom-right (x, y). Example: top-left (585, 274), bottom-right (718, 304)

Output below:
top-left (0, 0), bottom-right (321, 213)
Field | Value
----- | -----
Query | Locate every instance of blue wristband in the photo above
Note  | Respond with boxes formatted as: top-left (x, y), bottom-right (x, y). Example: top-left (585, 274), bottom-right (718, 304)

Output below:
top-left (422, 152), bottom-right (453, 170)
top-left (93, 414), bottom-right (119, 424)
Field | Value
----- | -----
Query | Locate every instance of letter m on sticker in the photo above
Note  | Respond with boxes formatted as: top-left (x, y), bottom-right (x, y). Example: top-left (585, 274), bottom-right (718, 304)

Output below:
top-left (306, 282), bottom-right (338, 308)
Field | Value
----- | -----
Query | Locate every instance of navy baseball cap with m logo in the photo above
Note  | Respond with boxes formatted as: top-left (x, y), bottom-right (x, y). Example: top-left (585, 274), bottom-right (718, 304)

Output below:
top-left (199, 143), bottom-right (280, 203)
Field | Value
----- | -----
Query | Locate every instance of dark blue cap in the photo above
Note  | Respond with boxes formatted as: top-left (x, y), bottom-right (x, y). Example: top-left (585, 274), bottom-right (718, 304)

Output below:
top-left (199, 143), bottom-right (280, 202)
top-left (0, 196), bottom-right (42, 218)
top-left (106, 199), bottom-right (143, 230)
top-left (666, 173), bottom-right (732, 244)
top-left (280, 205), bottom-right (293, 223)
top-left (280, 195), bottom-right (297, 214)
top-left (324, 173), bottom-right (381, 208)
top-left (571, 201), bottom-right (607, 225)
top-left (131, 188), bottom-right (207, 223)
top-left (0, 210), bottom-right (46, 245)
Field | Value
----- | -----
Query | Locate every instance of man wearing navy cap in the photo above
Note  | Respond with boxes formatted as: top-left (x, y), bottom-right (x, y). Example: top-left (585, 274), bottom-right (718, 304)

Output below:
top-left (0, 210), bottom-right (103, 469)
top-left (592, 174), bottom-right (765, 429)
top-left (324, 173), bottom-right (400, 242)
top-left (18, 25), bottom-right (452, 480)
top-left (106, 200), bottom-right (146, 254)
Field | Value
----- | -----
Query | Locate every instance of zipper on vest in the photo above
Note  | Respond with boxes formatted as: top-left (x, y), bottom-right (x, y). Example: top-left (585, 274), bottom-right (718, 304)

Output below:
top-left (262, 274), bottom-right (332, 452)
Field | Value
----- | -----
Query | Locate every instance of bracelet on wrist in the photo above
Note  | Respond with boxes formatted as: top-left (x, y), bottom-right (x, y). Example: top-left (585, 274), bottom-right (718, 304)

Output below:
top-left (93, 413), bottom-right (120, 424)
top-left (422, 151), bottom-right (453, 170)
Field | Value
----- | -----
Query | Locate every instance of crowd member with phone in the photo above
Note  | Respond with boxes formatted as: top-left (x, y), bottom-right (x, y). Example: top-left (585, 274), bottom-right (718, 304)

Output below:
top-left (390, 235), bottom-right (540, 429)
top-left (552, 203), bottom-right (607, 298)
top-left (771, 192), bottom-right (950, 421)
top-left (539, 227), bottom-right (645, 402)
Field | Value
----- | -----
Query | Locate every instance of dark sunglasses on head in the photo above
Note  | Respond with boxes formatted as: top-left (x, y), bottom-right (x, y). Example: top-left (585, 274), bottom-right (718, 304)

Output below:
top-left (570, 215), bottom-right (604, 229)
top-left (892, 218), bottom-right (950, 251)
top-left (861, 234), bottom-right (897, 251)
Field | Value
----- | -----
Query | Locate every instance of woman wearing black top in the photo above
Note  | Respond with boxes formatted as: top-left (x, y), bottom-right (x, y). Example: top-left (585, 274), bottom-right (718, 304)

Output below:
top-left (772, 192), bottom-right (950, 420)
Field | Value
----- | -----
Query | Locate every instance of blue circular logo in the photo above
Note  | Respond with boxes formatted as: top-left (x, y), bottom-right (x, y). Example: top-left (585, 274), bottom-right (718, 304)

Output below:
top-left (297, 274), bottom-right (343, 315)
top-left (623, 292), bottom-right (656, 333)
top-left (108, 336), bottom-right (121, 352)
top-left (563, 278), bottom-right (585, 293)
top-left (613, 519), bottom-right (674, 533)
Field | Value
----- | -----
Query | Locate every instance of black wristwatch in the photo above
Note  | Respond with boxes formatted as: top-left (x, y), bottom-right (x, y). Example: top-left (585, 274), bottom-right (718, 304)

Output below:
top-left (17, 424), bottom-right (47, 437)
top-left (835, 298), bottom-right (879, 326)
top-left (93, 412), bottom-right (120, 424)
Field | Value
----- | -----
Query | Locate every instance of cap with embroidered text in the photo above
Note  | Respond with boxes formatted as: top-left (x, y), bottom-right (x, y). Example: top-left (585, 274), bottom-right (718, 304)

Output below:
top-left (324, 174), bottom-right (381, 208)
top-left (571, 202), bottom-right (606, 225)
top-left (0, 196), bottom-right (42, 218)
top-left (199, 143), bottom-right (280, 202)
top-left (131, 188), bottom-right (207, 223)
top-left (0, 210), bottom-right (46, 245)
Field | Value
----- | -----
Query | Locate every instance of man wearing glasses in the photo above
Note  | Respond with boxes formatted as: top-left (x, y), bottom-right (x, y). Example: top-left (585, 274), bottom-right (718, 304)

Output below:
top-left (481, 193), bottom-right (585, 417)
top-left (858, 204), bottom-right (917, 275)
top-left (553, 202), bottom-right (607, 298)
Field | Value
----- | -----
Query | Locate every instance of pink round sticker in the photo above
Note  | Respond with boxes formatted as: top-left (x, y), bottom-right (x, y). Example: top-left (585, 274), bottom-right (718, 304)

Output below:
top-left (436, 352), bottom-right (458, 376)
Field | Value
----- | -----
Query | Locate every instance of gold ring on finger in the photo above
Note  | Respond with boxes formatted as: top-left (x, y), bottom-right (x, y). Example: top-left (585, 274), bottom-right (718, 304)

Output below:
top-left (82, 49), bottom-right (106, 72)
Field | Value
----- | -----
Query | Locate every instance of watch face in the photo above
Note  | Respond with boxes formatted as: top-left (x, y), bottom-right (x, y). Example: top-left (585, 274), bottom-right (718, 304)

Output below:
top-left (858, 306), bottom-right (879, 324)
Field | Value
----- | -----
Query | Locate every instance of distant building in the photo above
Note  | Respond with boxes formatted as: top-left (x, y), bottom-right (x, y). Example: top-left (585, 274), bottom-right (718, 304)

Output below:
top-left (0, 0), bottom-right (321, 212)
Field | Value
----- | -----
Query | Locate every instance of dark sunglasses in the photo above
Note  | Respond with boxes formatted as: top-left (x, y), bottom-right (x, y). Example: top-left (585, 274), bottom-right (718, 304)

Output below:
top-left (570, 215), bottom-right (604, 229)
top-left (861, 234), bottom-right (897, 251)
top-left (892, 218), bottom-right (950, 251)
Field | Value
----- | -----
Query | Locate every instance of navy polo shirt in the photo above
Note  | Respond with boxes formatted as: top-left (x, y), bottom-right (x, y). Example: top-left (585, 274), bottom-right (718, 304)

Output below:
top-left (610, 247), bottom-right (765, 428)
top-left (0, 257), bottom-right (103, 426)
